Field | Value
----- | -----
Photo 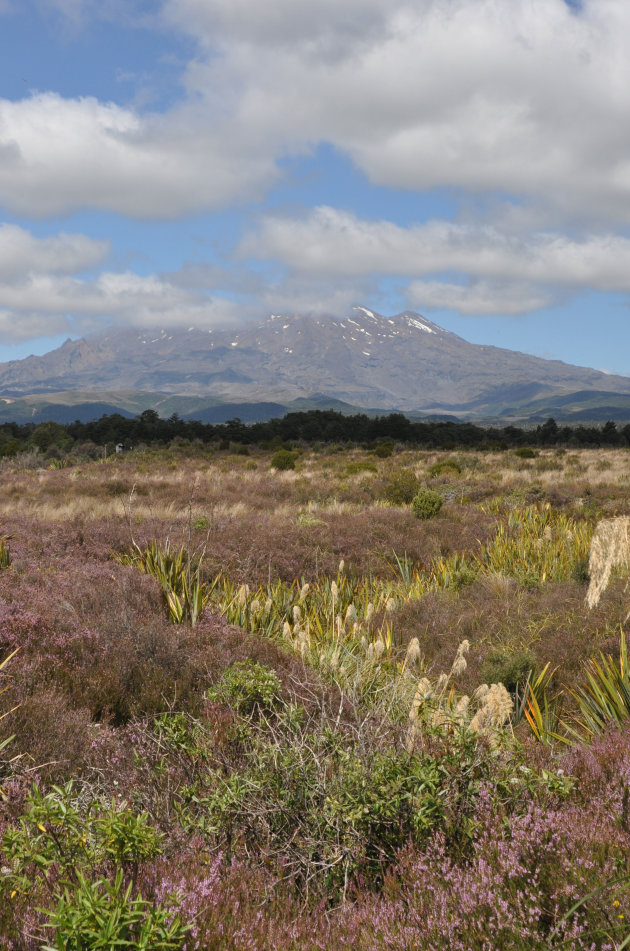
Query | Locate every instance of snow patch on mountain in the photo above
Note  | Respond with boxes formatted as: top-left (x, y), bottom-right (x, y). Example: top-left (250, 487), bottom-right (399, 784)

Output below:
top-left (407, 317), bottom-right (435, 334)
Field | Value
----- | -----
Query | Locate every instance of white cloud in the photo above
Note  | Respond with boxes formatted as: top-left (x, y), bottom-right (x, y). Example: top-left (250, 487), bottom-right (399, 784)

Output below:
top-left (406, 280), bottom-right (553, 316)
top-left (0, 223), bottom-right (241, 342)
top-left (240, 206), bottom-right (630, 295)
top-left (162, 0), bottom-right (393, 56)
top-left (0, 270), bottom-right (240, 339)
top-left (0, 224), bottom-right (109, 279)
top-left (237, 204), bottom-right (630, 316)
top-left (3, 0), bottom-right (630, 225)
top-left (257, 277), bottom-right (379, 319)
top-left (0, 93), bottom-right (278, 217)
top-left (157, 0), bottom-right (630, 225)
top-left (4, 0), bottom-right (630, 328)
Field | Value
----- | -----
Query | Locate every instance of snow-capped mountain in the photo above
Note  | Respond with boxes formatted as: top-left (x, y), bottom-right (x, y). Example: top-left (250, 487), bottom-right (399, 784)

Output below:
top-left (0, 307), bottom-right (629, 417)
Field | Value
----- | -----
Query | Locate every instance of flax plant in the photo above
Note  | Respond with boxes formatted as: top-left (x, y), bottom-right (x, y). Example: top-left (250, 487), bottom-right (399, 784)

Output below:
top-left (566, 628), bottom-right (630, 741)
top-left (478, 505), bottom-right (592, 586)
top-left (515, 663), bottom-right (564, 745)
top-left (116, 541), bottom-right (211, 627)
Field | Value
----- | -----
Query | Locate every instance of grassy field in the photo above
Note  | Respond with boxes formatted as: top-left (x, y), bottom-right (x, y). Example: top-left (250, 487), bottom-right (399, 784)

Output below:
top-left (2, 442), bottom-right (630, 949)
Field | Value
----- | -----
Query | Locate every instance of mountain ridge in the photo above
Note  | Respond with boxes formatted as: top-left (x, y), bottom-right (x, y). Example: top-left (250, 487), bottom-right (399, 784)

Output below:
top-left (1, 307), bottom-right (629, 420)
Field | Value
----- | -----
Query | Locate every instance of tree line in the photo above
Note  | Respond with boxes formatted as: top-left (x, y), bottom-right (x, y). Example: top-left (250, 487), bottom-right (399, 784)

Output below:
top-left (1, 409), bottom-right (629, 458)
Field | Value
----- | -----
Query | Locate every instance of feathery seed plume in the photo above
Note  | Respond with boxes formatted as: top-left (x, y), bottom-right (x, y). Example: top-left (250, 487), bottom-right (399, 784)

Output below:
top-left (405, 637), bottom-right (421, 666)
top-left (470, 682), bottom-right (513, 736)
top-left (295, 627), bottom-right (310, 658)
top-left (586, 517), bottom-right (630, 609)
top-left (409, 676), bottom-right (432, 721)
top-left (450, 639), bottom-right (470, 677)
top-left (454, 695), bottom-right (470, 720)
top-left (237, 584), bottom-right (250, 605)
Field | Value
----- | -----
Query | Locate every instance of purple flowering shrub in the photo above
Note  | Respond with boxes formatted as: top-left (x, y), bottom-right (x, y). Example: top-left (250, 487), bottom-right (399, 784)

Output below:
top-left (1, 485), bottom-right (630, 950)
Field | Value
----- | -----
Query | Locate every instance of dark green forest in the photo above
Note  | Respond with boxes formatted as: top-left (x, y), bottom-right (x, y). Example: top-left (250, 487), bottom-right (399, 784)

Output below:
top-left (0, 409), bottom-right (629, 457)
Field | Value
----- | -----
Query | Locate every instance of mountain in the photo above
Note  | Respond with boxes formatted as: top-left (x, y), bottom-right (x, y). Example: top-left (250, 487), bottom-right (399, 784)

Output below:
top-left (1, 307), bottom-right (629, 420)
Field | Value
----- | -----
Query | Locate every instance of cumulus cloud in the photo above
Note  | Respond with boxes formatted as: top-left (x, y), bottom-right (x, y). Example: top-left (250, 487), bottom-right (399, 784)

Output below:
top-left (3, 0), bottom-right (630, 225)
top-left (0, 223), bottom-right (241, 342)
top-left (5, 0), bottom-right (630, 327)
top-left (237, 204), bottom-right (630, 316)
top-left (0, 93), bottom-right (278, 217)
top-left (240, 206), bottom-right (630, 300)
top-left (162, 0), bottom-right (393, 56)
top-left (406, 280), bottom-right (553, 316)
top-left (0, 224), bottom-right (109, 279)
top-left (163, 0), bottom-right (630, 224)
top-left (0, 271), bottom-right (241, 341)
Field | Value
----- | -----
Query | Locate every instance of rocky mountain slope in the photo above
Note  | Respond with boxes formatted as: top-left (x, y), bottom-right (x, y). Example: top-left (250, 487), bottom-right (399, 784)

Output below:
top-left (0, 307), bottom-right (628, 417)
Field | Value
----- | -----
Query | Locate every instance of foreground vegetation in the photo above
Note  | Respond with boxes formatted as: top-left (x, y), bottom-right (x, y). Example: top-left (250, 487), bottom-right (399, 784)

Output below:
top-left (2, 440), bottom-right (630, 948)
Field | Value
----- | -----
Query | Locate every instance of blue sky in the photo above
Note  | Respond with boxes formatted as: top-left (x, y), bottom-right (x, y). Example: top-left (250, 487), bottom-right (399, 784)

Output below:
top-left (0, 0), bottom-right (629, 376)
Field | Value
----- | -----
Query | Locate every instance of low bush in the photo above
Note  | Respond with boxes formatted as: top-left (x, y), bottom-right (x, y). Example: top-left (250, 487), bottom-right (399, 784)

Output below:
top-left (206, 661), bottom-right (284, 718)
top-left (481, 647), bottom-right (536, 693)
top-left (383, 468), bottom-right (421, 505)
top-left (412, 489), bottom-right (443, 520)
top-left (4, 449), bottom-right (630, 949)
top-left (429, 458), bottom-right (462, 477)
top-left (271, 449), bottom-right (297, 471)
top-left (372, 441), bottom-right (394, 458)
top-left (346, 460), bottom-right (378, 475)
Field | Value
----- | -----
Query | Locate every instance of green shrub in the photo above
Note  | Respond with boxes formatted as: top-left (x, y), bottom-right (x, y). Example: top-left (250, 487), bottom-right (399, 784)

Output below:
top-left (270, 449), bottom-right (297, 471)
top-left (513, 447), bottom-right (538, 459)
top-left (383, 468), bottom-right (421, 505)
top-left (324, 750), bottom-right (445, 880)
top-left (481, 648), bottom-right (536, 693)
top-left (411, 489), bottom-right (443, 520)
top-left (429, 458), bottom-right (462, 477)
top-left (534, 457), bottom-right (564, 472)
top-left (207, 661), bottom-right (284, 717)
top-left (116, 542), bottom-right (208, 627)
top-left (42, 870), bottom-right (188, 951)
top-left (2, 783), bottom-right (164, 886)
top-left (346, 460), bottom-right (378, 475)
top-left (372, 441), bottom-right (394, 458)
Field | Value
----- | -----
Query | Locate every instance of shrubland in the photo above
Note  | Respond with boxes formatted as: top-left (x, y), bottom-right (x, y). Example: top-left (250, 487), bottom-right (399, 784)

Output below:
top-left (1, 442), bottom-right (630, 948)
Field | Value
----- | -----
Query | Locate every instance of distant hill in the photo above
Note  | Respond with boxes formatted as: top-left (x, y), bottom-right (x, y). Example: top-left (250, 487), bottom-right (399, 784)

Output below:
top-left (1, 307), bottom-right (629, 422)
